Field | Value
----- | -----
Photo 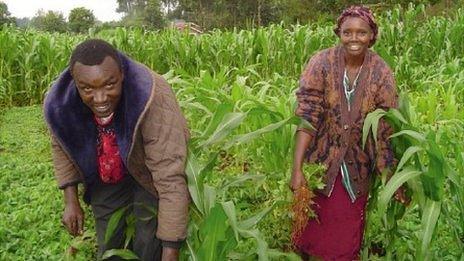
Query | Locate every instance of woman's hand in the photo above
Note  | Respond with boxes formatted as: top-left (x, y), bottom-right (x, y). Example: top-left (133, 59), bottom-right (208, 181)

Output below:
top-left (290, 169), bottom-right (307, 192)
top-left (394, 186), bottom-right (410, 206)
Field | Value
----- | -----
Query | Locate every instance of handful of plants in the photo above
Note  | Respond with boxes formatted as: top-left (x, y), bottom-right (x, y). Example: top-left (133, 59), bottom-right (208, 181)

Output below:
top-left (290, 164), bottom-right (325, 245)
top-left (291, 184), bottom-right (315, 244)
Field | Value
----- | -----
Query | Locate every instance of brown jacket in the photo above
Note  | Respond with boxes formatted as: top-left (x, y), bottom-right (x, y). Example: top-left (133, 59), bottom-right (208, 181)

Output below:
top-left (295, 46), bottom-right (398, 199)
top-left (45, 56), bottom-right (190, 242)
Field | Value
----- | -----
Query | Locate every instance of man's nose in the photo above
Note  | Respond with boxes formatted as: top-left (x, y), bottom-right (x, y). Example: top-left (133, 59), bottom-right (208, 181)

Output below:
top-left (93, 90), bottom-right (107, 104)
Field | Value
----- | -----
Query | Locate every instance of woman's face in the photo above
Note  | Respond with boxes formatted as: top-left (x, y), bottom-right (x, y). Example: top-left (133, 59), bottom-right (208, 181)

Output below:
top-left (339, 17), bottom-right (373, 58)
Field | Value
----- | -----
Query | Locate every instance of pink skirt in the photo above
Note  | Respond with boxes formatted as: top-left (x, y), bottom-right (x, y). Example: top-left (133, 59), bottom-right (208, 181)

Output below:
top-left (295, 172), bottom-right (368, 261)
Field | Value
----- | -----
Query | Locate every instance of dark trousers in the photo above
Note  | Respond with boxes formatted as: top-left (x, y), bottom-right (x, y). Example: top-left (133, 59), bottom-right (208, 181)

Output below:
top-left (90, 176), bottom-right (162, 260)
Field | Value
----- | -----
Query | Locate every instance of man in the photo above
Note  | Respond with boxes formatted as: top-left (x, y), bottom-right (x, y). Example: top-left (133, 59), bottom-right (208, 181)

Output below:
top-left (44, 39), bottom-right (190, 260)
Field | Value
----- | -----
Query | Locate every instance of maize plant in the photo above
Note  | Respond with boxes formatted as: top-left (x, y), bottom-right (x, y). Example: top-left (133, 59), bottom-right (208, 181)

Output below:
top-left (362, 93), bottom-right (464, 260)
top-left (0, 3), bottom-right (463, 260)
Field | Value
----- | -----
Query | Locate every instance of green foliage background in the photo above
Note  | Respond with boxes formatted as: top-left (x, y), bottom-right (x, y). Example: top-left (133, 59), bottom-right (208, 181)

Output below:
top-left (0, 4), bottom-right (463, 260)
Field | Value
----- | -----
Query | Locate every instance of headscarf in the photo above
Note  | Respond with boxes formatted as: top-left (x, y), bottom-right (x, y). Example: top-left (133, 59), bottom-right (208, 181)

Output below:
top-left (334, 5), bottom-right (378, 47)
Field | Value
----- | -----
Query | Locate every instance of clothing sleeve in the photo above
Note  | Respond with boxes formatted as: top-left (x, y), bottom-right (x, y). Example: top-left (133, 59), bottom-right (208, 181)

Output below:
top-left (50, 135), bottom-right (83, 189)
top-left (295, 53), bottom-right (326, 136)
top-left (141, 78), bottom-right (190, 243)
top-left (374, 69), bottom-right (399, 177)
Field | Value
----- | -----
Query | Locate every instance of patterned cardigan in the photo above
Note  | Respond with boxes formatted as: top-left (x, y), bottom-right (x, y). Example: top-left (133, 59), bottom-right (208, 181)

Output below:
top-left (295, 45), bottom-right (398, 199)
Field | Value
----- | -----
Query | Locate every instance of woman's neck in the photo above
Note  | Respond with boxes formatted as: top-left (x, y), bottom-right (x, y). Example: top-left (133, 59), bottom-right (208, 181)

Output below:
top-left (344, 52), bottom-right (366, 69)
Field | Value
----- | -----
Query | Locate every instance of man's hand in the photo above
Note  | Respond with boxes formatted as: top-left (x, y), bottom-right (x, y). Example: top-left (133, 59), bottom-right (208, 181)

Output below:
top-left (290, 169), bottom-right (307, 192)
top-left (62, 185), bottom-right (84, 236)
top-left (162, 247), bottom-right (179, 261)
top-left (62, 201), bottom-right (84, 236)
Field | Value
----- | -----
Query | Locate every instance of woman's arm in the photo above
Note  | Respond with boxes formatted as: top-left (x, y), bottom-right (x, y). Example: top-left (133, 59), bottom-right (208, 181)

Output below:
top-left (374, 68), bottom-right (398, 177)
top-left (290, 130), bottom-right (313, 191)
top-left (375, 67), bottom-right (410, 205)
top-left (291, 52), bottom-right (326, 191)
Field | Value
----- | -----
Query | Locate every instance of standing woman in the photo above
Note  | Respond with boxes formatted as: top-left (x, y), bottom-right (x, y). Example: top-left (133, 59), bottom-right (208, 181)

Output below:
top-left (291, 6), bottom-right (408, 260)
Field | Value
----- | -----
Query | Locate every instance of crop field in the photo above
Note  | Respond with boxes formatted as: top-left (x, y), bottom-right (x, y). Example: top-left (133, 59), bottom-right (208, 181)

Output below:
top-left (0, 5), bottom-right (463, 261)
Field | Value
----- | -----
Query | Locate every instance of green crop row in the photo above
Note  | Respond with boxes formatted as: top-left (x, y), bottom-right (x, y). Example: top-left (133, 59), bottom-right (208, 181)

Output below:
top-left (0, 4), bottom-right (463, 260)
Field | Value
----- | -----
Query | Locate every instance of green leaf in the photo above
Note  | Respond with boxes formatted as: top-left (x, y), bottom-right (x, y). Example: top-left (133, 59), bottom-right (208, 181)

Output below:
top-left (186, 152), bottom-right (204, 215)
top-left (203, 185), bottom-right (217, 215)
top-left (267, 249), bottom-right (302, 261)
top-left (237, 228), bottom-right (269, 261)
top-left (199, 112), bottom-right (247, 147)
top-left (297, 118), bottom-right (315, 131)
top-left (183, 101), bottom-right (212, 117)
top-left (238, 205), bottom-right (275, 230)
top-left (186, 240), bottom-right (199, 261)
top-left (395, 146), bottom-right (423, 173)
top-left (371, 113), bottom-right (386, 149)
top-left (387, 108), bottom-right (408, 124)
top-left (390, 130), bottom-right (426, 143)
top-left (422, 132), bottom-right (446, 201)
top-left (124, 214), bottom-right (136, 249)
top-left (224, 116), bottom-right (299, 149)
top-left (102, 249), bottom-right (139, 260)
top-left (220, 174), bottom-right (265, 193)
top-left (362, 109), bottom-right (386, 149)
top-left (105, 206), bottom-right (129, 244)
top-left (200, 103), bottom-right (233, 138)
top-left (418, 199), bottom-right (441, 260)
top-left (197, 204), bottom-right (228, 261)
top-left (231, 82), bottom-right (244, 101)
top-left (377, 168), bottom-right (421, 215)
top-left (221, 201), bottom-right (240, 241)
top-left (199, 151), bottom-right (221, 176)
top-left (218, 228), bottom-right (238, 259)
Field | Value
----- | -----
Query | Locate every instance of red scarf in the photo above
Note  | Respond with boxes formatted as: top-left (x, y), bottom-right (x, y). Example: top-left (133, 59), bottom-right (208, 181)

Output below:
top-left (94, 114), bottom-right (125, 183)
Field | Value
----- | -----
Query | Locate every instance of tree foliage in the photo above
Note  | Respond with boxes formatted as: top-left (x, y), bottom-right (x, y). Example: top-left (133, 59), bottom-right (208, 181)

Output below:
top-left (117, 0), bottom-right (165, 28)
top-left (68, 7), bottom-right (96, 33)
top-left (167, 0), bottom-right (449, 29)
top-left (0, 1), bottom-right (14, 26)
top-left (31, 10), bottom-right (67, 33)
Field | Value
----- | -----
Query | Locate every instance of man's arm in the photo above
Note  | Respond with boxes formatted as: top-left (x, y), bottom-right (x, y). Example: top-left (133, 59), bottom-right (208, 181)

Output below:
top-left (62, 185), bottom-right (84, 236)
top-left (50, 135), bottom-right (83, 188)
top-left (50, 135), bottom-right (85, 235)
top-left (141, 76), bottom-right (190, 257)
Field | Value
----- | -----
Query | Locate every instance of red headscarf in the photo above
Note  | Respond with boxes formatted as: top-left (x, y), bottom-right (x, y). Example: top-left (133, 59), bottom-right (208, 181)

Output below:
top-left (334, 5), bottom-right (378, 47)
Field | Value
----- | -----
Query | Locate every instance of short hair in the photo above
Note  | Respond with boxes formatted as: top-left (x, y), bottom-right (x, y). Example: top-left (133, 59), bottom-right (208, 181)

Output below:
top-left (69, 39), bottom-right (122, 73)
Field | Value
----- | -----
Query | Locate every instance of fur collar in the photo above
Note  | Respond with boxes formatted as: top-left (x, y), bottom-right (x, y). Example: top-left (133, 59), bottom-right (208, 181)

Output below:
top-left (44, 53), bottom-right (153, 198)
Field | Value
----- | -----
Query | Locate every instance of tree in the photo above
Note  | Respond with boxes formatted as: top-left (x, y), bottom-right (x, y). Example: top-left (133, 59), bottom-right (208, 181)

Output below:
top-left (117, 0), bottom-right (165, 29)
top-left (0, 1), bottom-right (14, 25)
top-left (144, 0), bottom-right (165, 28)
top-left (117, 0), bottom-right (146, 17)
top-left (15, 17), bottom-right (32, 28)
top-left (32, 10), bottom-right (67, 33)
top-left (68, 7), bottom-right (96, 33)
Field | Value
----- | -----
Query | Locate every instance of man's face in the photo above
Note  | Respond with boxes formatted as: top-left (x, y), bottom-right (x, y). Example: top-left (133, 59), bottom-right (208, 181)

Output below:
top-left (72, 56), bottom-right (123, 118)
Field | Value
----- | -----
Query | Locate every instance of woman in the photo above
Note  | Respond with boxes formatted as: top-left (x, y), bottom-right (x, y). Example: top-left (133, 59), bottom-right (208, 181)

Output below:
top-left (291, 6), bottom-right (408, 260)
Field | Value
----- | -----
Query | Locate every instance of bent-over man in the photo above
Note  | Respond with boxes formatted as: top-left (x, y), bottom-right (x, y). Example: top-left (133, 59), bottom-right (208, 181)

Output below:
top-left (44, 39), bottom-right (190, 260)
